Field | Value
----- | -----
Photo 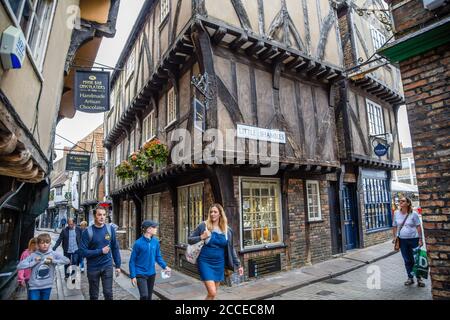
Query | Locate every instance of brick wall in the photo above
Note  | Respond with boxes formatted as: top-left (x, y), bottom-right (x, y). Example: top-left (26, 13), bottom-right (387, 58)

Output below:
top-left (399, 43), bottom-right (450, 299)
top-left (288, 179), bottom-right (306, 268)
top-left (159, 190), bottom-right (175, 267)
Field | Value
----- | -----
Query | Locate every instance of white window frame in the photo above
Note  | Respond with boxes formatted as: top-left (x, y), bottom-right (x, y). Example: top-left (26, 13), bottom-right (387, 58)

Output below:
top-left (160, 0), bottom-right (170, 24)
top-left (366, 99), bottom-right (385, 136)
top-left (82, 175), bottom-right (87, 194)
top-left (239, 177), bottom-right (284, 250)
top-left (166, 87), bottom-right (176, 127)
top-left (370, 26), bottom-right (386, 51)
top-left (3, 0), bottom-right (57, 71)
top-left (306, 180), bottom-right (322, 222)
top-left (143, 110), bottom-right (156, 142)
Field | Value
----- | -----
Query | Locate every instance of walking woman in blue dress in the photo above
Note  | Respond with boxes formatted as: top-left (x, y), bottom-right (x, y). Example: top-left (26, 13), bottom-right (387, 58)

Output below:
top-left (188, 203), bottom-right (244, 300)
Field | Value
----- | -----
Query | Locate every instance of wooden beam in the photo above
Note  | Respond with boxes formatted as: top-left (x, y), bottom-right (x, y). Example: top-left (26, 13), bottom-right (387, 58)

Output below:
top-left (212, 27), bottom-right (227, 45)
top-left (245, 40), bottom-right (265, 56)
top-left (258, 46), bottom-right (278, 61)
top-left (231, 0), bottom-right (253, 31)
top-left (229, 33), bottom-right (248, 51)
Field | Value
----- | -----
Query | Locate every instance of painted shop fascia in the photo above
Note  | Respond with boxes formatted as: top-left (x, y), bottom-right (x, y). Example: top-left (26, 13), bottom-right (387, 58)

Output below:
top-left (103, 0), bottom-right (403, 281)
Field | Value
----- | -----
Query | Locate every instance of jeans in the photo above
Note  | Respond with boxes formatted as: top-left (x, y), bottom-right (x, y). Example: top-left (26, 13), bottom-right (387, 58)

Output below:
top-left (28, 288), bottom-right (52, 300)
top-left (64, 252), bottom-right (80, 278)
top-left (87, 266), bottom-right (113, 300)
top-left (136, 274), bottom-right (156, 300)
top-left (79, 258), bottom-right (85, 270)
top-left (400, 238), bottom-right (419, 279)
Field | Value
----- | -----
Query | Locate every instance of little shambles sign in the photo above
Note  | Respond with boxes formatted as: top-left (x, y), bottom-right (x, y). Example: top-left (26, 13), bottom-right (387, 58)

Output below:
top-left (66, 154), bottom-right (91, 172)
top-left (74, 70), bottom-right (110, 113)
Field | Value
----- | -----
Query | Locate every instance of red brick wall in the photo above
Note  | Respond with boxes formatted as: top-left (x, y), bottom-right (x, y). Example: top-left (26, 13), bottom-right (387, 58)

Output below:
top-left (399, 43), bottom-right (450, 299)
top-left (159, 191), bottom-right (175, 267)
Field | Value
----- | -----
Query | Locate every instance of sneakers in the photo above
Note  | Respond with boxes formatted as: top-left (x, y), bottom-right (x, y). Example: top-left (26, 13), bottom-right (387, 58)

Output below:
top-left (404, 278), bottom-right (414, 286)
top-left (417, 278), bottom-right (425, 287)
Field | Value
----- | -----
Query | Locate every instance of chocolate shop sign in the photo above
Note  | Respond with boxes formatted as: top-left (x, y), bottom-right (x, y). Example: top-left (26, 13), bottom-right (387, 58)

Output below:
top-left (74, 70), bottom-right (110, 113)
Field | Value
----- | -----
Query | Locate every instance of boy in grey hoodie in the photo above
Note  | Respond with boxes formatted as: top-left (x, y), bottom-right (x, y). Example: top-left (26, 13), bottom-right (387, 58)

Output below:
top-left (17, 233), bottom-right (70, 300)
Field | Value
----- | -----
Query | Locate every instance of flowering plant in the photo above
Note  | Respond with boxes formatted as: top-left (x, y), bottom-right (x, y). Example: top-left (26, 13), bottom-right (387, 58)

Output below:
top-left (115, 161), bottom-right (136, 180)
top-left (143, 139), bottom-right (169, 166)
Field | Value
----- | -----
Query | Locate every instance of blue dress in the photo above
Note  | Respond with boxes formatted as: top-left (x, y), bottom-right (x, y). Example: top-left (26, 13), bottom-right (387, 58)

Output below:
top-left (197, 231), bottom-right (228, 281)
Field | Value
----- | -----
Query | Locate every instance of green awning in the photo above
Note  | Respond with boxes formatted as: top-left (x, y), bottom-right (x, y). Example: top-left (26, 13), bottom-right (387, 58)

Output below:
top-left (378, 18), bottom-right (450, 63)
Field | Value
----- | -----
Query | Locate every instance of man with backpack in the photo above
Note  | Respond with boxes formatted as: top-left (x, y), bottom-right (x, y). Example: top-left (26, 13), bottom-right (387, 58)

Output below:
top-left (80, 205), bottom-right (121, 300)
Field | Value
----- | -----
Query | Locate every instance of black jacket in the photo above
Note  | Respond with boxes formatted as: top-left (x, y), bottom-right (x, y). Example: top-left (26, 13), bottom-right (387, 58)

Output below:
top-left (188, 222), bottom-right (241, 271)
top-left (53, 226), bottom-right (82, 254)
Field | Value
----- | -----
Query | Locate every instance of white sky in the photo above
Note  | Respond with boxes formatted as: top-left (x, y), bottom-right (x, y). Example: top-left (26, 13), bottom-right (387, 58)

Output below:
top-left (55, 0), bottom-right (145, 161)
top-left (54, 1), bottom-right (413, 162)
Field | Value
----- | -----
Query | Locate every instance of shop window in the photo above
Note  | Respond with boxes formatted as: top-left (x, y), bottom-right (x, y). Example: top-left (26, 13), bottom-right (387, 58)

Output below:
top-left (306, 181), bottom-right (322, 221)
top-left (5, 0), bottom-right (56, 69)
top-left (55, 187), bottom-right (62, 196)
top-left (363, 178), bottom-right (392, 231)
top-left (144, 193), bottom-right (160, 223)
top-left (178, 183), bottom-right (203, 244)
top-left (240, 178), bottom-right (282, 249)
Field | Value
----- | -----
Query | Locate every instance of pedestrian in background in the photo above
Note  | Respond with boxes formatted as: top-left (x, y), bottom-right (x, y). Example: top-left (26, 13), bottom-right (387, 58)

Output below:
top-left (129, 220), bottom-right (171, 300)
top-left (17, 233), bottom-right (70, 300)
top-left (79, 221), bottom-right (88, 273)
top-left (188, 203), bottom-right (243, 300)
top-left (392, 196), bottom-right (425, 287)
top-left (52, 218), bottom-right (82, 280)
top-left (17, 237), bottom-right (37, 295)
top-left (60, 216), bottom-right (67, 229)
top-left (80, 206), bottom-right (121, 300)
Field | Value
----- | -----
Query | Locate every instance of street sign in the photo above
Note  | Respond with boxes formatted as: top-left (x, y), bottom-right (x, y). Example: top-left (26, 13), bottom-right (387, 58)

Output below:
top-left (66, 154), bottom-right (91, 172)
top-left (74, 70), bottom-right (110, 113)
top-left (237, 124), bottom-right (286, 144)
top-left (374, 142), bottom-right (389, 157)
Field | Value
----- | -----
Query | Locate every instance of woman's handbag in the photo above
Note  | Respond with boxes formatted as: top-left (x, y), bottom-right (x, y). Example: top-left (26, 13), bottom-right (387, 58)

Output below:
top-left (394, 212), bottom-right (410, 251)
top-left (185, 240), bottom-right (204, 264)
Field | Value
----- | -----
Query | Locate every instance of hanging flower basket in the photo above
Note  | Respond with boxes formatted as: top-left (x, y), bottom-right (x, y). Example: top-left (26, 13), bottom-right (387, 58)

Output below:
top-left (115, 161), bottom-right (137, 181)
top-left (143, 139), bottom-right (169, 168)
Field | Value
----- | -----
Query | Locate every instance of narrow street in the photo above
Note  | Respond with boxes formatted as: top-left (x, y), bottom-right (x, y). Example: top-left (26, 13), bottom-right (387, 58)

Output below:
top-left (268, 253), bottom-right (432, 300)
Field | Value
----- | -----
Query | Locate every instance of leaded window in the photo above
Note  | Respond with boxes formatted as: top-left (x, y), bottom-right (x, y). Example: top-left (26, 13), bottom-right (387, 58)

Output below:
top-left (241, 179), bottom-right (282, 248)
top-left (363, 178), bottom-right (392, 231)
top-left (177, 183), bottom-right (203, 244)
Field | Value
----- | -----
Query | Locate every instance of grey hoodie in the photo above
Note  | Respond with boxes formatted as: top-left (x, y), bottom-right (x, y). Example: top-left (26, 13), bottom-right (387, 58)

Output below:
top-left (17, 249), bottom-right (70, 290)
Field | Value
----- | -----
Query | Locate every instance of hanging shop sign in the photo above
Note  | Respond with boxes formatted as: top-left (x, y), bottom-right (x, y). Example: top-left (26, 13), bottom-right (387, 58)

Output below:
top-left (237, 124), bottom-right (286, 144)
top-left (374, 142), bottom-right (390, 157)
top-left (74, 70), bottom-right (110, 113)
top-left (66, 154), bottom-right (91, 172)
top-left (0, 26), bottom-right (26, 69)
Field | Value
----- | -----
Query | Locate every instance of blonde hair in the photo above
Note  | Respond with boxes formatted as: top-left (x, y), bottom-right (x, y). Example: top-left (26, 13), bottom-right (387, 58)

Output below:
top-left (206, 203), bottom-right (228, 236)
top-left (28, 238), bottom-right (37, 251)
top-left (80, 221), bottom-right (88, 228)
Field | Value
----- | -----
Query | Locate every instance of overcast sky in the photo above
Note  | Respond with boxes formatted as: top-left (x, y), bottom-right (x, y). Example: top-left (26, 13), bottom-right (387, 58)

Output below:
top-left (55, 1), bottom-right (413, 161)
top-left (54, 0), bottom-right (144, 161)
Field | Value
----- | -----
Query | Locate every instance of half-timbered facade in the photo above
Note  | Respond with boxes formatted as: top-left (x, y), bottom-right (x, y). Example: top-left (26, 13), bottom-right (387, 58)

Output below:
top-left (104, 0), bottom-right (402, 281)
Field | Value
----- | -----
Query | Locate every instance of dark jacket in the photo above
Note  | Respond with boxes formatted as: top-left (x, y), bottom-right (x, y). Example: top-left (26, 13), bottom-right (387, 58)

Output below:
top-left (53, 226), bottom-right (82, 254)
top-left (188, 222), bottom-right (241, 271)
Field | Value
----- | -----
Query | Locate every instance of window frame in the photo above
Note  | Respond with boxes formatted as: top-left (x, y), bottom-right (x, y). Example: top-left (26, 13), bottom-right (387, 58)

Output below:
top-left (177, 182), bottom-right (204, 245)
top-left (144, 193), bottom-right (161, 223)
top-left (306, 180), bottom-right (322, 222)
top-left (160, 0), bottom-right (170, 25)
top-left (166, 87), bottom-right (177, 127)
top-left (143, 110), bottom-right (156, 143)
top-left (55, 186), bottom-right (62, 196)
top-left (238, 177), bottom-right (284, 250)
top-left (115, 143), bottom-right (121, 167)
top-left (370, 26), bottom-right (386, 52)
top-left (366, 99), bottom-right (385, 136)
top-left (363, 177), bottom-right (392, 231)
